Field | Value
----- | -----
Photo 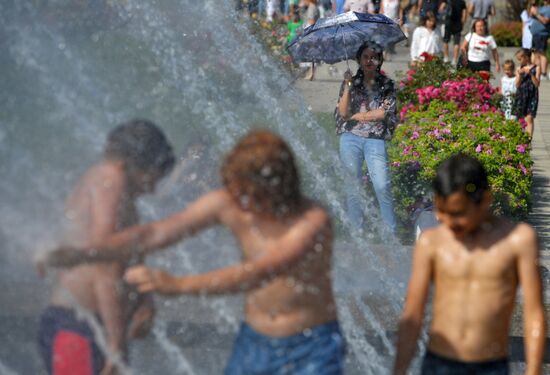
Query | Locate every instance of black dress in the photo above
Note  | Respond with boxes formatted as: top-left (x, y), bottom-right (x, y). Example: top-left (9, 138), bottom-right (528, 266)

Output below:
top-left (516, 65), bottom-right (539, 118)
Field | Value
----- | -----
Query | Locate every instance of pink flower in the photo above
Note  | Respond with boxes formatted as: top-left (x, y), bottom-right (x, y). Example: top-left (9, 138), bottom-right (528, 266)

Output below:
top-left (391, 161), bottom-right (401, 167)
top-left (519, 163), bottom-right (529, 175)
top-left (410, 131), bottom-right (420, 140)
top-left (475, 144), bottom-right (483, 153)
top-left (403, 145), bottom-right (413, 155)
top-left (516, 144), bottom-right (528, 153)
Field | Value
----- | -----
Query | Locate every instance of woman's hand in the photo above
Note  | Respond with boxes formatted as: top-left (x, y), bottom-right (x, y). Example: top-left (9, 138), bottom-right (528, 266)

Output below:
top-left (350, 112), bottom-right (365, 122)
top-left (343, 69), bottom-right (352, 86)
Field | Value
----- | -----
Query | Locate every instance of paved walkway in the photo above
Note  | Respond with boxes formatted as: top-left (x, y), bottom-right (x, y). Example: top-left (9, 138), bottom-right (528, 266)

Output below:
top-left (296, 45), bottom-right (550, 263)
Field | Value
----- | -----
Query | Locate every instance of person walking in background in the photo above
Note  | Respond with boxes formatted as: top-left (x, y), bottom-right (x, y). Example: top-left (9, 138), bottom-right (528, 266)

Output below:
top-left (467, 0), bottom-right (494, 28)
top-left (521, 1), bottom-right (535, 52)
top-left (417, 0), bottom-right (440, 18)
top-left (287, 9), bottom-right (303, 45)
top-left (410, 11), bottom-right (443, 64)
top-left (439, 0), bottom-right (467, 64)
top-left (460, 18), bottom-right (500, 74)
top-left (500, 59), bottom-right (517, 120)
top-left (529, 0), bottom-right (550, 81)
top-left (380, 0), bottom-right (402, 60)
top-left (343, 0), bottom-right (375, 13)
top-left (393, 153), bottom-right (545, 375)
top-left (335, 42), bottom-right (398, 234)
top-left (515, 48), bottom-right (540, 139)
top-left (37, 120), bottom-right (175, 375)
top-left (401, 0), bottom-right (420, 44)
top-left (302, 0), bottom-right (320, 80)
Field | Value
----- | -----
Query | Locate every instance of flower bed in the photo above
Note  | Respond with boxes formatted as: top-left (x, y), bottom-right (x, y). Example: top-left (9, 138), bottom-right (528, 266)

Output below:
top-left (390, 58), bottom-right (532, 231)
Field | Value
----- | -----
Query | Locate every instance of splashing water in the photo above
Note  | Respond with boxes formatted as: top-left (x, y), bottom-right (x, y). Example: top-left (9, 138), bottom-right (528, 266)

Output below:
top-left (0, 1), bottom-right (414, 373)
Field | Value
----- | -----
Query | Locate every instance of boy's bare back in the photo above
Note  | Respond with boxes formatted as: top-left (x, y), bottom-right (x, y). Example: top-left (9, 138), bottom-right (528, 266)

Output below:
top-left (421, 217), bottom-right (538, 361)
top-left (51, 160), bottom-right (136, 312)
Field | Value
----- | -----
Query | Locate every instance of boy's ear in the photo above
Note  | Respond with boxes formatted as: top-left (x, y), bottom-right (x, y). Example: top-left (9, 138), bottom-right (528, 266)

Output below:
top-left (480, 190), bottom-right (492, 209)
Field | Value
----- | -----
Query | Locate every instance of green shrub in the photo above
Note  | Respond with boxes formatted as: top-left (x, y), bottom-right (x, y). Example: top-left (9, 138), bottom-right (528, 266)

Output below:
top-left (388, 100), bottom-right (532, 227)
top-left (490, 21), bottom-right (522, 47)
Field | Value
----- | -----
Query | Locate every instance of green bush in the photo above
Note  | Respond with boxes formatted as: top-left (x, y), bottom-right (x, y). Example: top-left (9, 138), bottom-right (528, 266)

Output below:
top-left (388, 100), bottom-right (532, 226)
top-left (490, 21), bottom-right (522, 47)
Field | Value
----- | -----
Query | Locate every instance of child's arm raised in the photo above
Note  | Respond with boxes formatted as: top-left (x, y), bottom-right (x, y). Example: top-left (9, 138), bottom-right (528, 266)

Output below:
top-left (124, 206), bottom-right (330, 295)
top-left (515, 224), bottom-right (545, 375)
top-left (47, 190), bottom-right (229, 266)
top-left (393, 232), bottom-right (435, 375)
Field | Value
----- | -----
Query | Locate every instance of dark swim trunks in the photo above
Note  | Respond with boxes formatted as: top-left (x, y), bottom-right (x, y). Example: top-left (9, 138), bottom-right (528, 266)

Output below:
top-left (225, 321), bottom-right (346, 375)
top-left (421, 350), bottom-right (509, 375)
top-left (38, 306), bottom-right (105, 375)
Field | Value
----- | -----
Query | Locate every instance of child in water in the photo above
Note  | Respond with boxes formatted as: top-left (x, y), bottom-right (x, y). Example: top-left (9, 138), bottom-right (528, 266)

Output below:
top-left (46, 130), bottom-right (346, 374)
top-left (38, 120), bottom-right (175, 375)
top-left (393, 153), bottom-right (545, 375)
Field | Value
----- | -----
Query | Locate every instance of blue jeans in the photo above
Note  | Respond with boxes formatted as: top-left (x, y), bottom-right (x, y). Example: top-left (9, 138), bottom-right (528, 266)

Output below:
top-left (339, 132), bottom-right (396, 233)
top-left (225, 321), bottom-right (345, 375)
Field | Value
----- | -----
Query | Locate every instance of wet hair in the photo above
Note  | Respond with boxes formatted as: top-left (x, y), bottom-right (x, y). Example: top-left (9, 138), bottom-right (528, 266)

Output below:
top-left (221, 130), bottom-right (303, 218)
top-left (502, 59), bottom-right (515, 70)
top-left (515, 48), bottom-right (531, 60)
top-left (104, 119), bottom-right (175, 177)
top-left (420, 11), bottom-right (437, 28)
top-left (433, 153), bottom-right (489, 204)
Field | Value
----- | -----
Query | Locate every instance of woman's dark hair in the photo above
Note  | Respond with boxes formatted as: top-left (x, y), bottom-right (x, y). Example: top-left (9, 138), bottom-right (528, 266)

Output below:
top-left (471, 18), bottom-right (486, 33)
top-left (355, 41), bottom-right (383, 63)
top-left (221, 130), bottom-right (303, 218)
top-left (104, 119), bottom-right (175, 177)
top-left (420, 11), bottom-right (437, 28)
top-left (433, 153), bottom-right (489, 203)
top-left (353, 41), bottom-right (386, 87)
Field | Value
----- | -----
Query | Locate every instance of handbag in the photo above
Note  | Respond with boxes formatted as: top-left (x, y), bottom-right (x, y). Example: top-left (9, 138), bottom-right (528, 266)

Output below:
top-left (456, 32), bottom-right (474, 70)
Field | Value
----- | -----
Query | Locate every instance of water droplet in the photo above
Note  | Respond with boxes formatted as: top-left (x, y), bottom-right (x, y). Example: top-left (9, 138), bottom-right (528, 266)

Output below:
top-left (303, 328), bottom-right (312, 337)
top-left (261, 166), bottom-right (271, 176)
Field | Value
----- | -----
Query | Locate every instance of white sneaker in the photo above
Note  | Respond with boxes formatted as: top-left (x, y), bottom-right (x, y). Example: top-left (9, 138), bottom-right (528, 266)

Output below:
top-left (443, 56), bottom-right (450, 63)
top-left (542, 74), bottom-right (550, 81)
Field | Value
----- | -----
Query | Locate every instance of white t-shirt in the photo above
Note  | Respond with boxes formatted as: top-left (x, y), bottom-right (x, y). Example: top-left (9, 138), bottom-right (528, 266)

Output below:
top-left (465, 32), bottom-right (497, 62)
top-left (344, 0), bottom-right (374, 13)
top-left (382, 0), bottom-right (400, 21)
top-left (410, 26), bottom-right (443, 61)
top-left (520, 10), bottom-right (532, 49)
top-left (501, 75), bottom-right (516, 96)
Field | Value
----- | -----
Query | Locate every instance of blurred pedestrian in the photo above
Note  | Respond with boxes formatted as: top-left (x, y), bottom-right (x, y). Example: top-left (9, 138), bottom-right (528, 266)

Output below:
top-left (515, 48), bottom-right (541, 139)
top-left (410, 11), bottom-right (443, 64)
top-left (417, 0), bottom-right (440, 18)
top-left (460, 18), bottom-right (500, 74)
top-left (529, 0), bottom-right (550, 81)
top-left (500, 59), bottom-right (517, 120)
top-left (439, 0), bottom-right (467, 64)
top-left (467, 0), bottom-right (494, 28)
top-left (521, 1), bottom-right (535, 51)
top-left (302, 0), bottom-right (321, 80)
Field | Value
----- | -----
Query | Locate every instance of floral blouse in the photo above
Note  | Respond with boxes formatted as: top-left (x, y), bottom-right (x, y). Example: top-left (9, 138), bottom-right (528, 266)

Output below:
top-left (334, 73), bottom-right (398, 140)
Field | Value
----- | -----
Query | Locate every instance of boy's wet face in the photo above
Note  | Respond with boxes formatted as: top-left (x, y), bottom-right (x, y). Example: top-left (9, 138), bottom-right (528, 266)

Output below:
top-left (434, 191), bottom-right (488, 240)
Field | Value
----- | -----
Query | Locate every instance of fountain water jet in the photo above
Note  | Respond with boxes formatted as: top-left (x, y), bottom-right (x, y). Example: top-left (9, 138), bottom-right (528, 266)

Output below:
top-left (0, 1), bottom-right (416, 373)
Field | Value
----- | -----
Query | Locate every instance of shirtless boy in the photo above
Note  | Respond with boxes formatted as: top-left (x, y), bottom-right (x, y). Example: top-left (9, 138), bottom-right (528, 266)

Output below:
top-left (393, 153), bottom-right (545, 375)
top-left (39, 120), bottom-right (175, 375)
top-left (47, 130), bottom-right (346, 374)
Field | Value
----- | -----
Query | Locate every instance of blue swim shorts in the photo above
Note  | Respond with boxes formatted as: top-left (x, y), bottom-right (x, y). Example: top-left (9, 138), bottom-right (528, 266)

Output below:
top-left (421, 350), bottom-right (508, 375)
top-left (225, 320), bottom-right (346, 375)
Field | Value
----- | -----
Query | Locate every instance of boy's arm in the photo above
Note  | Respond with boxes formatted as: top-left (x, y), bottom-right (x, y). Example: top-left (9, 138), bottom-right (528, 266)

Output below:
top-left (393, 233), bottom-right (434, 375)
top-left (516, 224), bottom-right (545, 375)
top-left (125, 206), bottom-right (330, 295)
top-left (47, 190), bottom-right (229, 266)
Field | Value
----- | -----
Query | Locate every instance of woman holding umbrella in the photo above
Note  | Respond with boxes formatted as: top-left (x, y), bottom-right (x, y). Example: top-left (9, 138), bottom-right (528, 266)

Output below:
top-left (335, 41), bottom-right (397, 234)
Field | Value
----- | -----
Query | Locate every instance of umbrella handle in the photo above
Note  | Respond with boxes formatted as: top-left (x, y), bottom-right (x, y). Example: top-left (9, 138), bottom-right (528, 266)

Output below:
top-left (341, 25), bottom-right (351, 72)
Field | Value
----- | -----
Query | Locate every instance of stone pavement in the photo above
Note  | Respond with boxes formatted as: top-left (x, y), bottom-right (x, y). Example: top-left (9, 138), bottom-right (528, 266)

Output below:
top-left (295, 45), bottom-right (550, 265)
